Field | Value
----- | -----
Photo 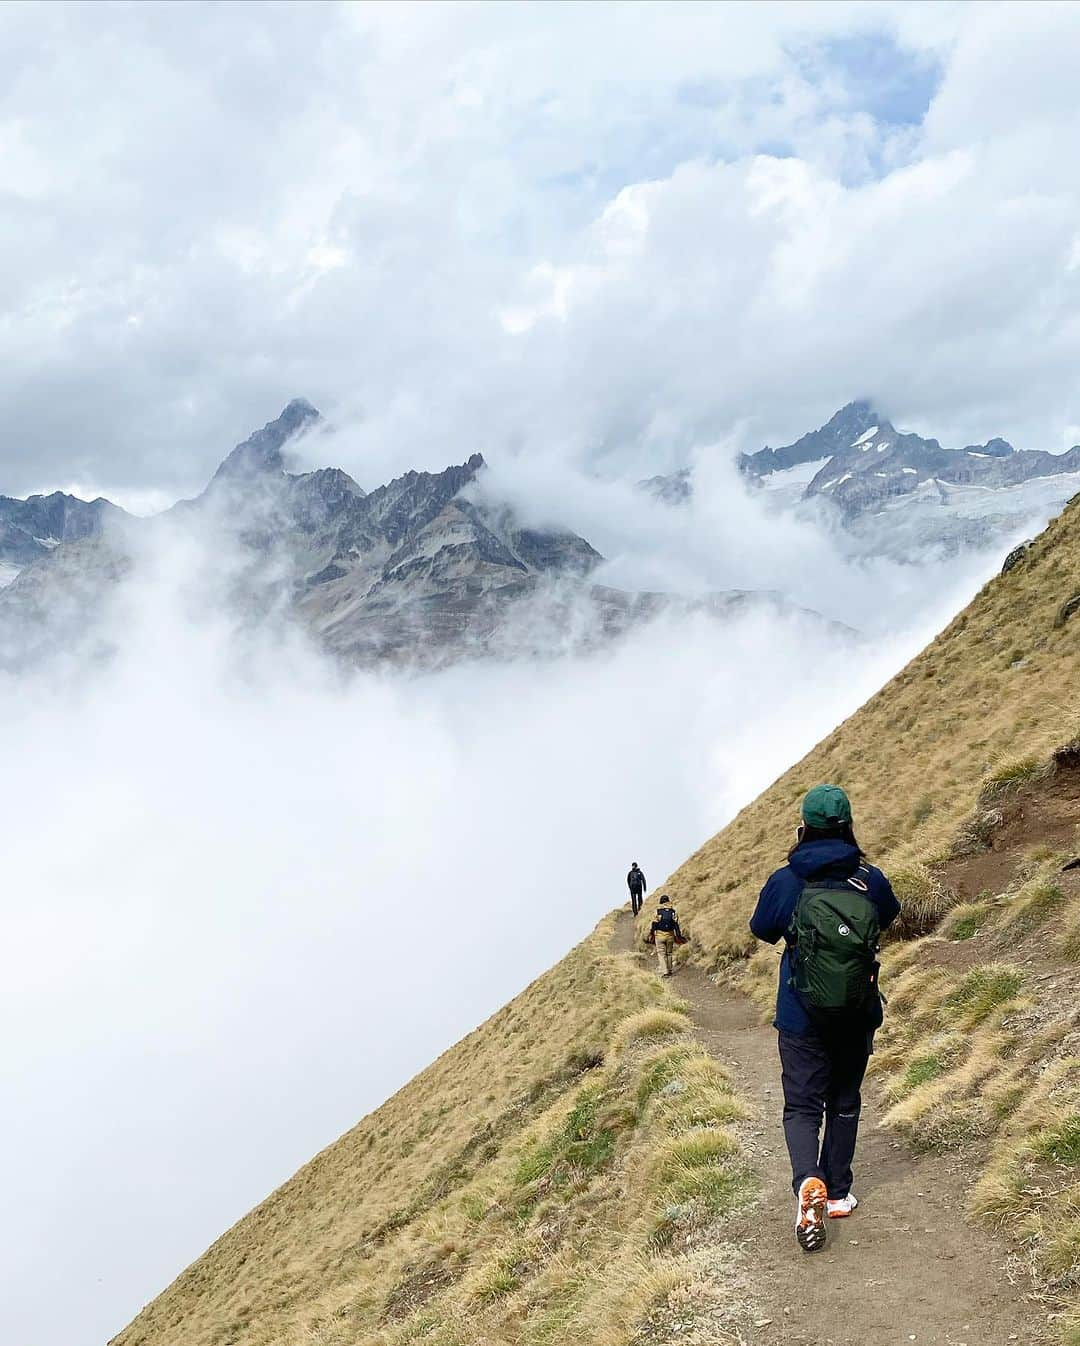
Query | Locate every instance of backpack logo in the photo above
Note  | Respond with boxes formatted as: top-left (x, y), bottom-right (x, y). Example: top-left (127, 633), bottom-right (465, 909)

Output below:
top-left (837, 924), bottom-right (851, 936)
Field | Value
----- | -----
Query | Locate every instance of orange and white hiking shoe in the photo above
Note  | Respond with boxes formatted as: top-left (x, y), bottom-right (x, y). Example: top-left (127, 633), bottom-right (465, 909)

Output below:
top-left (795, 1177), bottom-right (828, 1252)
top-left (827, 1194), bottom-right (858, 1218)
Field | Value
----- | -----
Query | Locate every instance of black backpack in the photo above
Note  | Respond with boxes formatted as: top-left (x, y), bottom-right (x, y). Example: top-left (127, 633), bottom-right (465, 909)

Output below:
top-left (629, 869), bottom-right (643, 890)
top-left (655, 906), bottom-right (677, 933)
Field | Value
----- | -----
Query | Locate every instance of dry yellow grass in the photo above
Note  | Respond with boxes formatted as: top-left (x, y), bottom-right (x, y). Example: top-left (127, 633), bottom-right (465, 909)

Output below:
top-left (113, 922), bottom-right (757, 1346)
top-left (116, 494), bottom-right (1080, 1344)
top-left (655, 496), bottom-right (1080, 969)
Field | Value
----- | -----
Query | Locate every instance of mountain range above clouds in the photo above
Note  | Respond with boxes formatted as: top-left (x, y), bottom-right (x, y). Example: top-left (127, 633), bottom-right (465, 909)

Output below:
top-left (643, 400), bottom-right (1080, 558)
top-left (0, 401), bottom-right (831, 671)
top-left (5, 394), bottom-right (1076, 671)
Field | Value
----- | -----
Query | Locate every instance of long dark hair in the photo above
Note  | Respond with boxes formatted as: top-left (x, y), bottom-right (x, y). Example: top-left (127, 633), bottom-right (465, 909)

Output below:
top-left (788, 820), bottom-right (865, 860)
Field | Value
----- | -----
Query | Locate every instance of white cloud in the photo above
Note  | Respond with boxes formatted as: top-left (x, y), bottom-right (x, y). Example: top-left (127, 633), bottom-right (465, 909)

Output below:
top-left (0, 501), bottom-right (997, 1346)
top-left (4, 5), bottom-right (1080, 1343)
top-left (2, 0), bottom-right (1060, 501)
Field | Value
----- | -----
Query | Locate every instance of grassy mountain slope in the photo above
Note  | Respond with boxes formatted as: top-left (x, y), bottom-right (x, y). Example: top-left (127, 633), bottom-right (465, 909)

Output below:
top-left (657, 495), bottom-right (1080, 1335)
top-left (116, 495), bottom-right (1080, 1345)
top-left (114, 923), bottom-right (757, 1346)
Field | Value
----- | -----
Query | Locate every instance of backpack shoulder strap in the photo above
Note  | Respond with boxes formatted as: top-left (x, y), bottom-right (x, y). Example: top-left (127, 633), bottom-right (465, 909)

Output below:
top-left (846, 866), bottom-right (870, 893)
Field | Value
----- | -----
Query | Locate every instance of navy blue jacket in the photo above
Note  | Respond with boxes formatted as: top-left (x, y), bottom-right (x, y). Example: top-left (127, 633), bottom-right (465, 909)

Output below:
top-left (749, 838), bottom-right (900, 1035)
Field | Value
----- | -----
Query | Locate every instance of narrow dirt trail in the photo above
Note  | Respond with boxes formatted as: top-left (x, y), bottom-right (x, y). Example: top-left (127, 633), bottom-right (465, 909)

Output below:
top-left (612, 912), bottom-right (1039, 1346)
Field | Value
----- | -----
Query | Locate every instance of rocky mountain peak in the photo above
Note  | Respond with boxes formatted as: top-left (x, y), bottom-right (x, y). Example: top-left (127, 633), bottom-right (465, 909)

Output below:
top-left (209, 400), bottom-right (322, 485)
top-left (739, 399), bottom-right (887, 477)
top-left (0, 490), bottom-right (125, 571)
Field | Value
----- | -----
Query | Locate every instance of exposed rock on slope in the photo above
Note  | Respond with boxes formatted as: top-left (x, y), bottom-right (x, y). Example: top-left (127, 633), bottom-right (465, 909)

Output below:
top-left (0, 490), bottom-right (123, 573)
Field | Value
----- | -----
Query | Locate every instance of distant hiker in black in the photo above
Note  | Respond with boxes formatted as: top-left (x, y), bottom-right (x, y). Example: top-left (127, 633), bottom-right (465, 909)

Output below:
top-left (750, 784), bottom-right (899, 1253)
top-left (648, 895), bottom-right (682, 976)
top-left (627, 862), bottom-right (646, 915)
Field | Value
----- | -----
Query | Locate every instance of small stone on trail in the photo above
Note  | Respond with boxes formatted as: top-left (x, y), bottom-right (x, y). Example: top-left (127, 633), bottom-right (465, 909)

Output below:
top-left (753, 1320), bottom-right (773, 1328)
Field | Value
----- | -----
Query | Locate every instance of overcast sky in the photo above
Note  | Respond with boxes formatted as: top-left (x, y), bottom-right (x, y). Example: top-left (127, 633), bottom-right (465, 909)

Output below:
top-left (5, 5), bottom-right (1080, 1345)
top-left (5, 1), bottom-right (1080, 509)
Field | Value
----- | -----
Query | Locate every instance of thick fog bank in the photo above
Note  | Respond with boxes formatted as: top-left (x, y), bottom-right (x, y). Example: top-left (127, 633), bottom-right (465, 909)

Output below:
top-left (0, 521), bottom-right (1002, 1346)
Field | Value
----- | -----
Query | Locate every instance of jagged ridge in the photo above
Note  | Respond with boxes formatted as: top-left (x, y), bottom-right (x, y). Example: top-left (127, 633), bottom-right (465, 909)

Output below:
top-left (0, 403), bottom-right (833, 669)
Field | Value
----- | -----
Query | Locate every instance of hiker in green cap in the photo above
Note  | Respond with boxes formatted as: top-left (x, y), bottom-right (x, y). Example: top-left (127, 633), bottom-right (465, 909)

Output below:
top-left (750, 784), bottom-right (900, 1253)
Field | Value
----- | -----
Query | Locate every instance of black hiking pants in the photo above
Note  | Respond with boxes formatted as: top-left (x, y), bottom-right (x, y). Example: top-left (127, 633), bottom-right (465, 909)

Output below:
top-left (778, 1025), bottom-right (871, 1200)
top-left (629, 888), bottom-right (643, 915)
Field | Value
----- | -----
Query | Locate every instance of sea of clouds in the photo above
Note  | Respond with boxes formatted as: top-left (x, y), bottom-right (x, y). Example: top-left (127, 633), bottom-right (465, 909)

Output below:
top-left (5, 1), bottom-right (1080, 1341)
top-left (0, 443), bottom-right (1025, 1346)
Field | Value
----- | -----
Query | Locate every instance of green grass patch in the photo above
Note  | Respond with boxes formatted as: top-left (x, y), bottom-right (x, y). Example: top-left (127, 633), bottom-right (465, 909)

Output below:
top-left (940, 901), bottom-right (992, 941)
top-left (459, 1192), bottom-right (487, 1224)
top-left (654, 1128), bottom-right (740, 1181)
top-left (512, 1143), bottom-right (556, 1187)
top-left (902, 1053), bottom-right (946, 1092)
top-left (472, 1264), bottom-right (520, 1303)
top-left (633, 1043), bottom-right (701, 1115)
top-left (647, 1136), bottom-right (757, 1248)
top-left (1030, 1116), bottom-right (1080, 1167)
top-left (664, 1161), bottom-right (752, 1216)
top-left (670, 1084), bottom-right (747, 1128)
top-left (992, 1085), bottom-right (1025, 1120)
top-left (943, 966), bottom-right (1023, 1024)
top-left (513, 1084), bottom-right (621, 1197)
top-left (1003, 880), bottom-right (1064, 937)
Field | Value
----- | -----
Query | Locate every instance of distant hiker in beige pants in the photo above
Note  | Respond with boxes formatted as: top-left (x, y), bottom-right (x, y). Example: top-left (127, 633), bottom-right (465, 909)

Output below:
top-left (648, 895), bottom-right (682, 977)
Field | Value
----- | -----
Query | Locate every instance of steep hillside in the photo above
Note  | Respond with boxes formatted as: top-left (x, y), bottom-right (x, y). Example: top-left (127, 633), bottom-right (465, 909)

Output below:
top-left (662, 493), bottom-right (1080, 959)
top-left (113, 923), bottom-right (758, 1346)
top-left (660, 491), bottom-right (1080, 1336)
top-left (114, 493), bottom-right (1080, 1346)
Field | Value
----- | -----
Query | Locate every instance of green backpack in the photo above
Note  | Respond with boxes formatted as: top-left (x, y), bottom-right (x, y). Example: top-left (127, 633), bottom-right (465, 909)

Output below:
top-left (788, 869), bottom-right (881, 1016)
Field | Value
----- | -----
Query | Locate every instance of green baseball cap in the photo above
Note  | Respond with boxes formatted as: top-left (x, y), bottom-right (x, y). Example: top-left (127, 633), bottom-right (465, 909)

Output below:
top-left (801, 784), bottom-right (853, 829)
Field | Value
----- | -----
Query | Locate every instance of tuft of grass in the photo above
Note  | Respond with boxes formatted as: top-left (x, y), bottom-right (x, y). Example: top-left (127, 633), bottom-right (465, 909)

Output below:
top-left (980, 754), bottom-right (1049, 801)
top-left (902, 1053), bottom-right (946, 1093)
top-left (888, 865), bottom-right (956, 938)
top-left (943, 966), bottom-right (1023, 1024)
top-left (1031, 1116), bottom-right (1080, 1168)
top-left (1060, 914), bottom-right (1080, 962)
top-left (611, 1008), bottom-right (691, 1056)
top-left (512, 1142), bottom-right (556, 1188)
top-left (654, 1128), bottom-right (740, 1182)
top-left (633, 1042), bottom-right (702, 1115)
top-left (513, 1084), bottom-right (621, 1194)
top-left (940, 901), bottom-right (993, 941)
top-left (467, 1238), bottom-right (536, 1304)
top-left (1001, 878), bottom-right (1065, 938)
